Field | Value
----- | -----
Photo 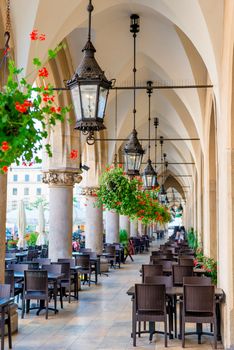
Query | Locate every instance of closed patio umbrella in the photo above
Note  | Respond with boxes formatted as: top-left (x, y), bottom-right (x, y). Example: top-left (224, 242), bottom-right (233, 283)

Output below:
top-left (17, 200), bottom-right (27, 249)
top-left (36, 203), bottom-right (47, 246)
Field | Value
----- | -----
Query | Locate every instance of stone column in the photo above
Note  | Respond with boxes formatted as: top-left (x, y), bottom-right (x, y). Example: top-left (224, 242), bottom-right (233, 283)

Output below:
top-left (119, 215), bottom-right (130, 237)
top-left (80, 187), bottom-right (103, 254)
top-left (0, 174), bottom-right (7, 283)
top-left (43, 170), bottom-right (82, 261)
top-left (105, 210), bottom-right (119, 243)
top-left (130, 219), bottom-right (138, 236)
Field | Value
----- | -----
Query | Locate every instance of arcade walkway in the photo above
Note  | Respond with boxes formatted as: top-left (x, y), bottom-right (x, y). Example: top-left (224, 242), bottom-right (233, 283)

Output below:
top-left (11, 240), bottom-right (221, 350)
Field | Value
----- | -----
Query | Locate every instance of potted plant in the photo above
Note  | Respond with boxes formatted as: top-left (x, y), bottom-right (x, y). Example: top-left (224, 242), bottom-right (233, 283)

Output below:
top-left (0, 29), bottom-right (70, 173)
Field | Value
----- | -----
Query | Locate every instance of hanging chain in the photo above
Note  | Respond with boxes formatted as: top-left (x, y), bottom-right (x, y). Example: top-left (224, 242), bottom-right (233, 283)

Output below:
top-left (5, 0), bottom-right (11, 34)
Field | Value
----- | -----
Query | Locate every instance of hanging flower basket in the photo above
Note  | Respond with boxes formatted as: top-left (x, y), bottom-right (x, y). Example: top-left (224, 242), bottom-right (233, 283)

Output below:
top-left (96, 166), bottom-right (171, 225)
top-left (0, 30), bottom-right (70, 173)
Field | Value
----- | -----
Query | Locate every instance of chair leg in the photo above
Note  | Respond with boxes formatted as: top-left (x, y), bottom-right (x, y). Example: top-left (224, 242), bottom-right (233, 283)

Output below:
top-left (21, 297), bottom-right (25, 319)
top-left (68, 284), bottom-right (71, 303)
top-left (138, 321), bottom-right (141, 337)
top-left (133, 317), bottom-right (136, 346)
top-left (174, 295), bottom-right (177, 338)
top-left (165, 317), bottom-right (168, 347)
top-left (1, 308), bottom-right (5, 350)
top-left (214, 319), bottom-right (217, 349)
top-left (182, 318), bottom-right (185, 348)
top-left (45, 299), bottom-right (48, 320)
top-left (60, 286), bottom-right (63, 309)
top-left (7, 308), bottom-right (12, 349)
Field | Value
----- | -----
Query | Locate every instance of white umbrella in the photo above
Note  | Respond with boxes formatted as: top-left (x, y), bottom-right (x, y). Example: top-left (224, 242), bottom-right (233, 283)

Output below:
top-left (17, 200), bottom-right (27, 249)
top-left (36, 203), bottom-right (47, 245)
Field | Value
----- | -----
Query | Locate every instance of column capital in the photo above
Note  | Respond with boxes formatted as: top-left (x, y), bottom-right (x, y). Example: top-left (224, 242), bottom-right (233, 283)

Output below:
top-left (42, 169), bottom-right (82, 187)
top-left (79, 187), bottom-right (99, 196)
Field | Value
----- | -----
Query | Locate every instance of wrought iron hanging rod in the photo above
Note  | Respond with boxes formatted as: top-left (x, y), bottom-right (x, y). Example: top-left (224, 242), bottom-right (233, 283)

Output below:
top-left (118, 161), bottom-right (195, 165)
top-left (111, 84), bottom-right (213, 90)
top-left (53, 84), bottom-right (213, 91)
top-left (94, 137), bottom-right (200, 141)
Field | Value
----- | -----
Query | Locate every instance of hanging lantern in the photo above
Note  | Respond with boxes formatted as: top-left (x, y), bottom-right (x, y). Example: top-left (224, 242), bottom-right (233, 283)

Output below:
top-left (142, 159), bottom-right (157, 189)
top-left (124, 129), bottom-right (144, 176)
top-left (66, 0), bottom-right (113, 144)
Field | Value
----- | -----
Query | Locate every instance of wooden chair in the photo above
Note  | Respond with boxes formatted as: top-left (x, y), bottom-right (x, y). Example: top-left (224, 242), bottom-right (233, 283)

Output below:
top-left (182, 285), bottom-right (217, 348)
top-left (22, 270), bottom-right (49, 319)
top-left (133, 284), bottom-right (168, 347)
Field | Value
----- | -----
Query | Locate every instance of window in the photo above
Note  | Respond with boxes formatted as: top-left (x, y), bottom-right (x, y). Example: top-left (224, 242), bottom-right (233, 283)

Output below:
top-left (24, 188), bottom-right (29, 196)
top-left (36, 188), bottom-right (42, 196)
top-left (12, 188), bottom-right (17, 196)
top-left (12, 201), bottom-right (17, 210)
top-left (25, 174), bottom-right (30, 182)
top-left (13, 174), bottom-right (18, 182)
top-left (37, 174), bottom-right (42, 182)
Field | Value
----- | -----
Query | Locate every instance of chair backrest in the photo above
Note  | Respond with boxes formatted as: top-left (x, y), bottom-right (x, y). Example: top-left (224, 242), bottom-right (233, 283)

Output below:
top-left (5, 270), bottom-right (15, 296)
top-left (183, 276), bottom-right (212, 285)
top-left (152, 259), bottom-right (173, 270)
top-left (34, 258), bottom-right (51, 265)
top-left (75, 255), bottom-right (90, 269)
top-left (179, 258), bottom-right (194, 266)
top-left (172, 265), bottom-right (193, 286)
top-left (151, 251), bottom-right (161, 256)
top-left (52, 262), bottom-right (70, 280)
top-left (105, 245), bottom-right (116, 255)
top-left (40, 247), bottom-right (48, 258)
top-left (144, 275), bottom-right (173, 288)
top-left (12, 263), bottom-right (29, 272)
top-left (27, 249), bottom-right (39, 261)
top-left (150, 255), bottom-right (173, 262)
top-left (24, 270), bottom-right (48, 292)
top-left (135, 284), bottom-right (166, 313)
top-left (142, 264), bottom-right (163, 282)
top-left (58, 258), bottom-right (75, 267)
top-left (183, 285), bottom-right (215, 313)
top-left (0, 284), bottom-right (11, 298)
top-left (42, 264), bottom-right (62, 274)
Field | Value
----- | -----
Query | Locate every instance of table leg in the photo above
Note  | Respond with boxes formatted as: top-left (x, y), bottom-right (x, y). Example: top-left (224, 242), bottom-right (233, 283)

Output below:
top-left (216, 302), bottom-right (222, 341)
top-left (196, 323), bottom-right (202, 344)
top-left (1, 307), bottom-right (5, 350)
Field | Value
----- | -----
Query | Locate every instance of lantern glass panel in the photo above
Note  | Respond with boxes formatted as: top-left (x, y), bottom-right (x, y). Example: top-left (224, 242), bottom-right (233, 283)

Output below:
top-left (80, 85), bottom-right (98, 119)
top-left (124, 153), bottom-right (142, 172)
top-left (71, 86), bottom-right (82, 121)
top-left (98, 87), bottom-right (108, 119)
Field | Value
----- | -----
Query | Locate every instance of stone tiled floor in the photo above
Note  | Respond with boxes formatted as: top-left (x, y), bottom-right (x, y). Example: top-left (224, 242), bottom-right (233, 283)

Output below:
top-left (9, 239), bottom-right (224, 350)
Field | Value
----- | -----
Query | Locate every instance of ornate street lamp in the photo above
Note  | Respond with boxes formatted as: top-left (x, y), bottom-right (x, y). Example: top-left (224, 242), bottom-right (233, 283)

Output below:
top-left (142, 81), bottom-right (157, 189)
top-left (66, 0), bottom-right (113, 145)
top-left (123, 14), bottom-right (144, 176)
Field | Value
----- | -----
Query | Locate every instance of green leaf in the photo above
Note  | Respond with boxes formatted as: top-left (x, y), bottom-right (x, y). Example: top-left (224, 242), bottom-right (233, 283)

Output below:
top-left (32, 57), bottom-right (42, 67)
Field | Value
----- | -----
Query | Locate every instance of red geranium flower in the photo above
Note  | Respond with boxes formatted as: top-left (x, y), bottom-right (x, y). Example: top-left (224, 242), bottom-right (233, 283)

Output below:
top-left (43, 94), bottom-right (54, 102)
top-left (15, 102), bottom-right (27, 113)
top-left (2, 166), bottom-right (8, 173)
top-left (38, 67), bottom-right (49, 77)
top-left (1, 141), bottom-right (10, 152)
top-left (30, 29), bottom-right (38, 40)
top-left (39, 33), bottom-right (46, 41)
top-left (70, 149), bottom-right (78, 159)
